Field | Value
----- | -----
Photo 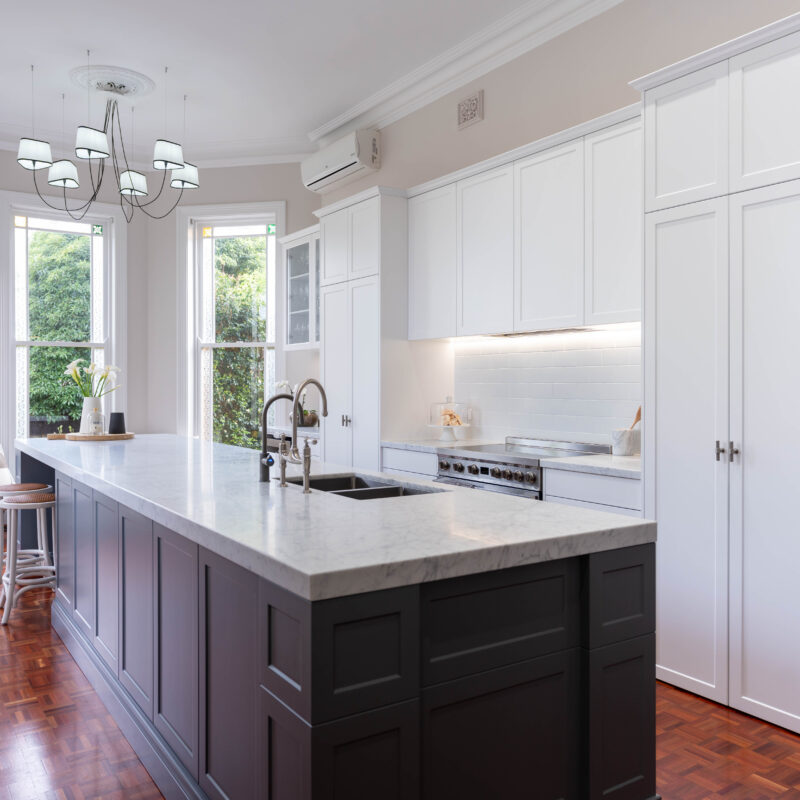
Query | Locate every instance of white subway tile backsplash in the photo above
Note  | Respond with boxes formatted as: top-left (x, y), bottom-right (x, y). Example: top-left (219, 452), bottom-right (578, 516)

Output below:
top-left (454, 326), bottom-right (641, 445)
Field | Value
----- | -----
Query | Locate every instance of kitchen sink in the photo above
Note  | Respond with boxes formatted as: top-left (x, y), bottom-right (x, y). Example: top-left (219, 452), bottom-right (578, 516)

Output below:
top-left (284, 473), bottom-right (442, 499)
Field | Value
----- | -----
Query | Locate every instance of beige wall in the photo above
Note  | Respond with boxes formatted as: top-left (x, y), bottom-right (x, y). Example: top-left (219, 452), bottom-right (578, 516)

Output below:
top-left (145, 162), bottom-right (320, 432)
top-left (325, 0), bottom-right (800, 202)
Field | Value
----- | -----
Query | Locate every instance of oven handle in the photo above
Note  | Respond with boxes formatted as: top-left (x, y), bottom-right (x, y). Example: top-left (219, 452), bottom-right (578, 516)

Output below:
top-left (434, 476), bottom-right (541, 499)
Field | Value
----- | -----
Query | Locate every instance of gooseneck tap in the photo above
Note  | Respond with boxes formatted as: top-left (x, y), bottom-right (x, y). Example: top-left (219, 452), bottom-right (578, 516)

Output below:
top-left (259, 392), bottom-right (293, 481)
top-left (290, 379), bottom-right (328, 461)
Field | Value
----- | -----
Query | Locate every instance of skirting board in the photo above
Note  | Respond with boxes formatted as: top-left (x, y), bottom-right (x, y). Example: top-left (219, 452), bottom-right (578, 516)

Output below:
top-left (51, 602), bottom-right (207, 800)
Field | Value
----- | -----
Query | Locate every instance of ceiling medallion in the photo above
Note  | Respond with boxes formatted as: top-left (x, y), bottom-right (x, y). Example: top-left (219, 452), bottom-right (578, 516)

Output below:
top-left (17, 57), bottom-right (198, 224)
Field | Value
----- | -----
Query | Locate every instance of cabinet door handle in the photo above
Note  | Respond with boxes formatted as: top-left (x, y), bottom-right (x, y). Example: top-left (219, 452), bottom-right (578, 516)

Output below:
top-left (715, 440), bottom-right (726, 461)
top-left (341, 414), bottom-right (346, 427)
top-left (729, 442), bottom-right (740, 462)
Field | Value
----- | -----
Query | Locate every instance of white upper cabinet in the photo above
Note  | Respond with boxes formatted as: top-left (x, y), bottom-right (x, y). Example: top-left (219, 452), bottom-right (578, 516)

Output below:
top-left (644, 62), bottom-right (728, 211)
top-left (320, 209), bottom-right (349, 285)
top-left (456, 166), bottom-right (514, 336)
top-left (514, 141), bottom-right (584, 332)
top-left (350, 197), bottom-right (381, 279)
top-left (320, 196), bottom-right (381, 286)
top-left (408, 185), bottom-right (457, 340)
top-left (729, 31), bottom-right (800, 192)
top-left (584, 119), bottom-right (642, 324)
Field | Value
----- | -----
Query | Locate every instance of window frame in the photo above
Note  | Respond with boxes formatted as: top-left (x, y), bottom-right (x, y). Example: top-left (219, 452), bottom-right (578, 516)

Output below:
top-left (175, 202), bottom-right (285, 440)
top-left (0, 190), bottom-right (128, 463)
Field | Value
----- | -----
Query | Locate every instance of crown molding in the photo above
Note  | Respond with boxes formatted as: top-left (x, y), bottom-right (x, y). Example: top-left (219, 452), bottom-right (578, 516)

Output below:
top-left (308, 0), bottom-right (624, 146)
top-left (630, 10), bottom-right (800, 91)
top-left (313, 186), bottom-right (407, 218)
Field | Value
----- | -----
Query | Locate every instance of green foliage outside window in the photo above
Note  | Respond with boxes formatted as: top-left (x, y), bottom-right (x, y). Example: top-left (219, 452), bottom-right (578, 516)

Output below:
top-left (211, 235), bottom-right (268, 449)
top-left (27, 231), bottom-right (91, 425)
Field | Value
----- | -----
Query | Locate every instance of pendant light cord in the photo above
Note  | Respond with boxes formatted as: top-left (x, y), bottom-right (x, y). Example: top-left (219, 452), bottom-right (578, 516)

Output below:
top-left (30, 65), bottom-right (35, 137)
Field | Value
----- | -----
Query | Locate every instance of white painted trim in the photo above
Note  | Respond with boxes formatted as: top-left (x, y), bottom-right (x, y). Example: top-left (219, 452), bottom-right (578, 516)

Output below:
top-left (630, 10), bottom-right (800, 91)
top-left (175, 201), bottom-right (286, 438)
top-left (279, 223), bottom-right (320, 246)
top-left (309, 0), bottom-right (625, 145)
top-left (0, 189), bottom-right (128, 467)
top-left (407, 103), bottom-right (641, 198)
top-left (313, 186), bottom-right (407, 218)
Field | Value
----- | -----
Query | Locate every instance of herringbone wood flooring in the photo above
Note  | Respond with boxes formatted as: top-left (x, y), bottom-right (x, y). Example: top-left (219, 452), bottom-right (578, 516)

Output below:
top-left (1, 589), bottom-right (799, 799)
top-left (0, 588), bottom-right (162, 799)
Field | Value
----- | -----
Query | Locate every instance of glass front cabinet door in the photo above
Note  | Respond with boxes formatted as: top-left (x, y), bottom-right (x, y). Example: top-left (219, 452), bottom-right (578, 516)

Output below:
top-left (281, 225), bottom-right (320, 349)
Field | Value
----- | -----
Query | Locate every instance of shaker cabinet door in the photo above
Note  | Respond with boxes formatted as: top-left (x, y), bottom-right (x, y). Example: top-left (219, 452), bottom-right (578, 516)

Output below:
top-left (728, 180), bottom-right (800, 734)
top-left (584, 119), bottom-right (642, 324)
top-left (93, 492), bottom-right (119, 673)
top-left (320, 282), bottom-right (352, 467)
top-left (514, 140), bottom-right (584, 331)
top-left (456, 166), bottom-right (514, 335)
top-left (730, 31), bottom-right (800, 193)
top-left (644, 61), bottom-right (728, 211)
top-left (72, 482), bottom-right (94, 641)
top-left (55, 474), bottom-right (74, 611)
top-left (320, 209), bottom-right (349, 286)
top-left (349, 197), bottom-right (381, 280)
top-left (645, 198), bottom-right (729, 703)
top-left (408, 186), bottom-right (457, 340)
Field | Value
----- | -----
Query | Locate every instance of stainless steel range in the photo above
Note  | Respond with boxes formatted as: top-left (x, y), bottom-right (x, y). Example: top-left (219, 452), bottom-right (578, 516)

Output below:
top-left (436, 437), bottom-right (611, 499)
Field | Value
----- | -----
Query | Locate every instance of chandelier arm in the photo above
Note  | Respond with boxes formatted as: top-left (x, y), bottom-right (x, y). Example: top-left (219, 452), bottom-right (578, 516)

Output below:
top-left (131, 169), bottom-right (168, 209)
top-left (31, 169), bottom-right (69, 212)
top-left (131, 186), bottom-right (185, 220)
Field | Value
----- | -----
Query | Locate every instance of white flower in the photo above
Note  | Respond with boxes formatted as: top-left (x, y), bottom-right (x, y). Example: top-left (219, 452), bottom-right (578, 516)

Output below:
top-left (276, 380), bottom-right (292, 395)
top-left (63, 358), bottom-right (84, 377)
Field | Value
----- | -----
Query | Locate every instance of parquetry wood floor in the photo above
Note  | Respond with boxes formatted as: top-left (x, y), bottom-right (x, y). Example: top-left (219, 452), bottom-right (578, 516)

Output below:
top-left (0, 588), bottom-right (162, 799)
top-left (2, 588), bottom-right (799, 799)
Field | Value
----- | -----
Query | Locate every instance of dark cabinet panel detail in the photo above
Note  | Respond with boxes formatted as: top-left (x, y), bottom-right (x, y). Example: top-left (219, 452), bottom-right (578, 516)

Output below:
top-left (260, 578), bottom-right (312, 721)
top-left (422, 650), bottom-right (579, 800)
top-left (154, 524), bottom-right (199, 779)
top-left (311, 699), bottom-right (420, 800)
top-left (72, 482), bottom-right (95, 640)
top-left (421, 559), bottom-right (579, 685)
top-left (54, 474), bottom-right (74, 610)
top-left (260, 688), bottom-right (311, 800)
top-left (583, 543), bottom-right (655, 649)
top-left (93, 492), bottom-right (119, 673)
top-left (311, 586), bottom-right (419, 724)
top-left (586, 633), bottom-right (655, 800)
top-left (199, 548), bottom-right (258, 800)
top-left (119, 505), bottom-right (154, 719)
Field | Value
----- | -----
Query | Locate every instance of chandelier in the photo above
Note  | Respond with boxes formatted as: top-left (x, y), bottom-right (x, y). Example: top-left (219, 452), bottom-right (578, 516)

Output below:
top-left (16, 58), bottom-right (199, 223)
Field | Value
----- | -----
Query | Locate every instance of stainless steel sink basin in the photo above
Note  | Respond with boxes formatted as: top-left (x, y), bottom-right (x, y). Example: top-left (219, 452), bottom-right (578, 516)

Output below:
top-left (284, 473), bottom-right (442, 499)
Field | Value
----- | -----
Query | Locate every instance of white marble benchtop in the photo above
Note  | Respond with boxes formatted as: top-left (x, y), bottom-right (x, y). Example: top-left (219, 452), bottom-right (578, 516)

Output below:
top-left (17, 435), bottom-right (654, 601)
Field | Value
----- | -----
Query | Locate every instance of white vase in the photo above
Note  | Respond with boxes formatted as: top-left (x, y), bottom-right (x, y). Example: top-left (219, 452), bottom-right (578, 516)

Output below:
top-left (79, 396), bottom-right (103, 434)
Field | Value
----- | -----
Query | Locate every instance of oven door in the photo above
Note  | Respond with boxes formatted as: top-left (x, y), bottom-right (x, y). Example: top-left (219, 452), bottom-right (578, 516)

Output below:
top-left (434, 476), bottom-right (541, 500)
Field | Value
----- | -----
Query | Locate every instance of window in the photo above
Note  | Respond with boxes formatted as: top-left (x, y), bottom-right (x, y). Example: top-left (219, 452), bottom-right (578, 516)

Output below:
top-left (195, 221), bottom-right (277, 448)
top-left (13, 214), bottom-right (110, 438)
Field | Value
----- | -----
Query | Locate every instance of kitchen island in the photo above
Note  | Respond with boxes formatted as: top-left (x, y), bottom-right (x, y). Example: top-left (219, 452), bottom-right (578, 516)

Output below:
top-left (15, 434), bottom-right (657, 800)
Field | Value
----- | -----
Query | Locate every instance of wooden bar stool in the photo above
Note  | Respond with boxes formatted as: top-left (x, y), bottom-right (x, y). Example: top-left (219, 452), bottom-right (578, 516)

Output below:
top-left (0, 482), bottom-right (53, 568)
top-left (0, 492), bottom-right (56, 624)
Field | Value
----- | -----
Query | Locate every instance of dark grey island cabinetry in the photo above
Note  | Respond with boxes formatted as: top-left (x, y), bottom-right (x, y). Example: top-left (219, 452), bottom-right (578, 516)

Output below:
top-left (40, 458), bottom-right (655, 800)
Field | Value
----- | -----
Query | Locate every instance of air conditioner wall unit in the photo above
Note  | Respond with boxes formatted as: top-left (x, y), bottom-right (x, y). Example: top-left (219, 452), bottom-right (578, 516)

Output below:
top-left (301, 129), bottom-right (380, 192)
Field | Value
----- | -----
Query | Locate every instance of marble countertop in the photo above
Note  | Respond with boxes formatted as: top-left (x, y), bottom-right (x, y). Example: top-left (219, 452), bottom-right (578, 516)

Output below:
top-left (382, 438), bottom-right (641, 478)
top-left (17, 435), bottom-right (654, 601)
top-left (539, 454), bottom-right (641, 479)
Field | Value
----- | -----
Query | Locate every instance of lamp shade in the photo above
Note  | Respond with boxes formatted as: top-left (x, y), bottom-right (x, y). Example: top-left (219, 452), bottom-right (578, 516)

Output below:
top-left (17, 138), bottom-right (53, 170)
top-left (170, 162), bottom-right (199, 189)
top-left (119, 170), bottom-right (148, 197)
top-left (75, 126), bottom-right (110, 159)
top-left (153, 139), bottom-right (184, 170)
top-left (48, 159), bottom-right (80, 189)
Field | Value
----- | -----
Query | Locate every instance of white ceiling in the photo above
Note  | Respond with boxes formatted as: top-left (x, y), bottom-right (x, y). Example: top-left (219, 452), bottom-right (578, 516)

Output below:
top-left (0, 0), bottom-right (617, 167)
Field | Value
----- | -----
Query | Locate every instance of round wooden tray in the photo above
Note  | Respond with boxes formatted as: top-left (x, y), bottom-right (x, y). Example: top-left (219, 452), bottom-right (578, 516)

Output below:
top-left (64, 432), bottom-right (135, 442)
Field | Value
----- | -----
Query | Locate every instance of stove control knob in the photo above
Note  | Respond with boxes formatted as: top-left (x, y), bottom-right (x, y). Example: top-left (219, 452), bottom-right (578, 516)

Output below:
top-left (502, 469), bottom-right (512, 480)
top-left (439, 460), bottom-right (450, 471)
top-left (490, 467), bottom-right (502, 478)
top-left (525, 472), bottom-right (536, 484)
top-left (513, 471), bottom-right (524, 482)
top-left (468, 464), bottom-right (479, 475)
top-left (453, 462), bottom-right (465, 473)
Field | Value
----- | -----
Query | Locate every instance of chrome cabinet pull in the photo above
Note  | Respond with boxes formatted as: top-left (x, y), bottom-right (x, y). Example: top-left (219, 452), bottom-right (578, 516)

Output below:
top-left (729, 441), bottom-right (740, 462)
top-left (715, 440), bottom-right (726, 461)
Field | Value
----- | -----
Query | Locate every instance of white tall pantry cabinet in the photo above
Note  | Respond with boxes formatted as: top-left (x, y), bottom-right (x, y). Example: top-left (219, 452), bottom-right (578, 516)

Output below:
top-left (638, 17), bottom-right (800, 733)
top-left (317, 187), bottom-right (450, 471)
